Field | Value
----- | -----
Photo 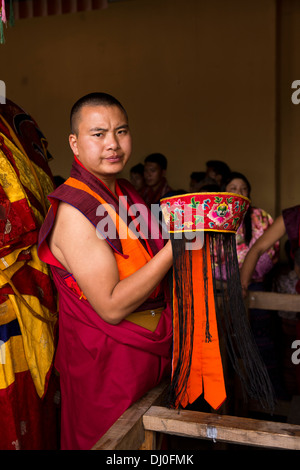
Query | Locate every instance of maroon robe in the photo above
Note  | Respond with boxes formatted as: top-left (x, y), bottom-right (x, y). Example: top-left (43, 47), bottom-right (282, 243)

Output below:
top-left (38, 159), bottom-right (172, 450)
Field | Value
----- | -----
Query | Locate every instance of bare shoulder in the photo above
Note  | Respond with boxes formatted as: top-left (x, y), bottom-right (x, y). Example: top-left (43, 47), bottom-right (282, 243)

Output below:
top-left (49, 201), bottom-right (109, 272)
top-left (50, 201), bottom-right (90, 244)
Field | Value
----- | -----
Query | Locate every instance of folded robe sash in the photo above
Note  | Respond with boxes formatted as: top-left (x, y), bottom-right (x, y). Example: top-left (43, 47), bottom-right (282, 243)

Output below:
top-left (38, 158), bottom-right (173, 450)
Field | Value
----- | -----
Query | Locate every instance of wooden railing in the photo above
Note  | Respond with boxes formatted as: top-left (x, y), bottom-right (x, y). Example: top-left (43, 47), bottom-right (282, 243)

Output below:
top-left (247, 291), bottom-right (300, 312)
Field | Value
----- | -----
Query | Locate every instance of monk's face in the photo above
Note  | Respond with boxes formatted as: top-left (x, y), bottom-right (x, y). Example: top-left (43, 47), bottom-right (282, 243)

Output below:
top-left (69, 104), bottom-right (132, 180)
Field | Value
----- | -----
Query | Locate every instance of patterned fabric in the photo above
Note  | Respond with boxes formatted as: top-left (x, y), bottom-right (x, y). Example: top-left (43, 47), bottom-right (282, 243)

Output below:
top-left (0, 99), bottom-right (58, 449)
top-left (212, 206), bottom-right (279, 282)
top-left (236, 207), bottom-right (279, 281)
top-left (160, 192), bottom-right (250, 233)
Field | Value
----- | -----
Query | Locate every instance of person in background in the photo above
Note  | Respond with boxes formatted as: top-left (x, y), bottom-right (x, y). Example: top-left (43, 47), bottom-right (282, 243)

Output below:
top-left (189, 171), bottom-right (206, 192)
top-left (224, 172), bottom-right (279, 280)
top-left (206, 160), bottom-right (231, 188)
top-left (142, 153), bottom-right (173, 206)
top-left (224, 171), bottom-right (283, 397)
top-left (129, 163), bottom-right (145, 196)
top-left (241, 204), bottom-right (300, 397)
top-left (240, 204), bottom-right (300, 295)
top-left (189, 171), bottom-right (216, 192)
top-left (274, 247), bottom-right (300, 396)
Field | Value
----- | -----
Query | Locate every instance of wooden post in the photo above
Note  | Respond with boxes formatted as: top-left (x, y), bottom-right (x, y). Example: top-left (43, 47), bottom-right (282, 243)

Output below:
top-left (139, 430), bottom-right (156, 450)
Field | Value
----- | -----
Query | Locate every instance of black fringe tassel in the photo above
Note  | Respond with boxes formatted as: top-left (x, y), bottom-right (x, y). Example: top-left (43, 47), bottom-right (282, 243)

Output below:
top-left (166, 232), bottom-right (276, 412)
top-left (166, 233), bottom-right (195, 408)
top-left (209, 232), bottom-right (275, 411)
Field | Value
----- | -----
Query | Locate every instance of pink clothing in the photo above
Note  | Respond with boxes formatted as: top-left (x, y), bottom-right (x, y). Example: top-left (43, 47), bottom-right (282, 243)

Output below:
top-left (236, 207), bottom-right (279, 281)
top-left (214, 207), bottom-right (279, 282)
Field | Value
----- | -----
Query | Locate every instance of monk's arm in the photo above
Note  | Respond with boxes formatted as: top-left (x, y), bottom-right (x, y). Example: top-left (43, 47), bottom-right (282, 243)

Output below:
top-left (240, 214), bottom-right (286, 295)
top-left (49, 202), bottom-right (173, 324)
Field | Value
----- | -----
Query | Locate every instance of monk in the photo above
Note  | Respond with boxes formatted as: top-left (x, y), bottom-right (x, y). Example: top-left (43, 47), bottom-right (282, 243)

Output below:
top-left (38, 92), bottom-right (173, 450)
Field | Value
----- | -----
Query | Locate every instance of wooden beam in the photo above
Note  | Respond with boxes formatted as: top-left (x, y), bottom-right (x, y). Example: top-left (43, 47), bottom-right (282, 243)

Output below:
top-left (247, 291), bottom-right (300, 312)
top-left (143, 406), bottom-right (300, 450)
top-left (91, 380), bottom-right (168, 450)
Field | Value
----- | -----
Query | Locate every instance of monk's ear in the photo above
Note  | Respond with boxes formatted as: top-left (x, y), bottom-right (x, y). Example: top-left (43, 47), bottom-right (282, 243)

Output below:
top-left (69, 134), bottom-right (79, 156)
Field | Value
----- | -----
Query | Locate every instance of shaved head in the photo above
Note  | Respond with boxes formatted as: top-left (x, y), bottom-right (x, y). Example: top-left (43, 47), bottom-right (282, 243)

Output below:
top-left (70, 92), bottom-right (128, 135)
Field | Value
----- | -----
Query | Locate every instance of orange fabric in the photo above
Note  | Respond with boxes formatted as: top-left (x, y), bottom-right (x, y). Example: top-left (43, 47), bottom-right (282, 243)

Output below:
top-left (172, 233), bottom-right (226, 409)
top-left (64, 178), bottom-right (152, 280)
top-left (192, 236), bottom-right (226, 409)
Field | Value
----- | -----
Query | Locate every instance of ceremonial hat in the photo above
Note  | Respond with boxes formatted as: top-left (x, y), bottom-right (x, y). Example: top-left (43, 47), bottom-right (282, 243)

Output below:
top-left (160, 192), bottom-right (274, 411)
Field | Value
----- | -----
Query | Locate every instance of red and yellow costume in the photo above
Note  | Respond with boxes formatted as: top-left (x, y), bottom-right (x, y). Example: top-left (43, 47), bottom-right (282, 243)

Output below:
top-left (0, 99), bottom-right (57, 450)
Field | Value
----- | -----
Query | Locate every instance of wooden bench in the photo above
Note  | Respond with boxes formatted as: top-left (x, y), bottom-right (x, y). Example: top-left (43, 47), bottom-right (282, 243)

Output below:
top-left (247, 290), bottom-right (300, 312)
top-left (92, 379), bottom-right (300, 450)
top-left (143, 405), bottom-right (300, 450)
top-left (92, 291), bottom-right (300, 451)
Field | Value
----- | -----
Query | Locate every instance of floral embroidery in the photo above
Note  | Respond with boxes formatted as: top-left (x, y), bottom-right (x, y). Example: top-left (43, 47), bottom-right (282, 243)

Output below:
top-left (202, 199), bottom-right (211, 210)
top-left (194, 215), bottom-right (204, 225)
top-left (188, 196), bottom-right (200, 209)
top-left (234, 200), bottom-right (240, 212)
top-left (161, 192), bottom-right (250, 233)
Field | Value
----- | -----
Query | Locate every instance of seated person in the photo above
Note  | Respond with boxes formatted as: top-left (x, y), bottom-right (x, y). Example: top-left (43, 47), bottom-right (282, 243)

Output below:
top-left (240, 204), bottom-right (300, 295)
top-left (142, 153), bottom-right (173, 206)
top-left (206, 159), bottom-right (231, 187)
top-left (224, 171), bottom-right (279, 281)
top-left (129, 163), bottom-right (145, 196)
top-left (221, 172), bottom-right (282, 395)
top-left (189, 171), bottom-right (216, 192)
top-left (241, 206), bottom-right (300, 396)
